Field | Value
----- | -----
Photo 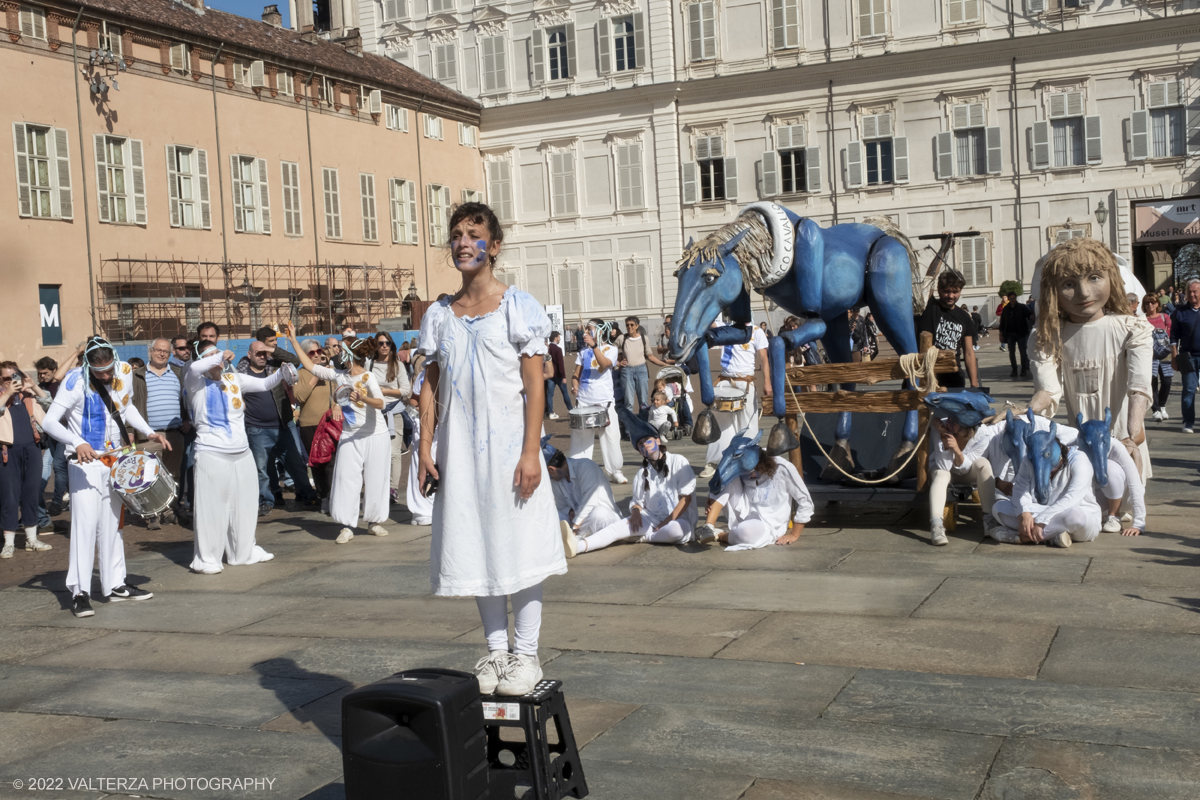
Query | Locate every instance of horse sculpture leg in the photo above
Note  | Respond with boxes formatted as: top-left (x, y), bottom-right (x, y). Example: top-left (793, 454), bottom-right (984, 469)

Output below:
top-left (769, 320), bottom-right (828, 417)
top-left (818, 312), bottom-right (859, 481)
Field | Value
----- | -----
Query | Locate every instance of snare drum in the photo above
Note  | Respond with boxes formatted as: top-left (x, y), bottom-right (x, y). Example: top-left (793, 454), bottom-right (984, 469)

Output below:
top-left (278, 362), bottom-right (299, 386)
top-left (334, 384), bottom-right (354, 405)
top-left (569, 405), bottom-right (610, 430)
top-left (713, 385), bottom-right (747, 413)
top-left (109, 450), bottom-right (177, 518)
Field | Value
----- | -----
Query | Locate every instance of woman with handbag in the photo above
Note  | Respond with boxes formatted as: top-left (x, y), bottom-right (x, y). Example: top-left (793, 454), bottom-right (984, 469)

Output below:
top-left (0, 363), bottom-right (52, 558)
top-left (284, 324), bottom-right (390, 544)
top-left (1144, 295), bottom-right (1174, 422)
top-left (295, 340), bottom-right (337, 514)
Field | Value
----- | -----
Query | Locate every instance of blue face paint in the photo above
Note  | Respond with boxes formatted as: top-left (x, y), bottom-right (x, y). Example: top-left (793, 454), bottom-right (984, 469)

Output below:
top-left (453, 236), bottom-right (490, 271)
top-left (638, 438), bottom-right (661, 459)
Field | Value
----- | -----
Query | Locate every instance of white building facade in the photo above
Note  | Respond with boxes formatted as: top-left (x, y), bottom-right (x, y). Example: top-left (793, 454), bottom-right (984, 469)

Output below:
top-left (331, 0), bottom-right (1200, 321)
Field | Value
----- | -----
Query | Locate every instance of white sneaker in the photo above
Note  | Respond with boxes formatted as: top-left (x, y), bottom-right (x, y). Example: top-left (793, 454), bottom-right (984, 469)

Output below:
top-left (980, 512), bottom-right (999, 536)
top-left (25, 538), bottom-right (52, 552)
top-left (1184, 427), bottom-right (1195, 434)
top-left (335, 528), bottom-right (354, 544)
top-left (560, 520), bottom-right (579, 558)
top-left (698, 463), bottom-right (716, 480)
top-left (0, 544), bottom-right (13, 559)
top-left (610, 471), bottom-right (628, 485)
top-left (548, 413), bottom-right (560, 420)
top-left (411, 516), bottom-right (432, 526)
top-left (1161, 409), bottom-right (1170, 421)
top-left (1050, 532), bottom-right (1072, 548)
top-left (930, 519), bottom-right (949, 546)
top-left (474, 651), bottom-right (517, 695)
top-left (368, 524), bottom-right (389, 537)
top-left (496, 654), bottom-right (543, 696)
top-left (694, 523), bottom-right (719, 545)
top-left (1152, 410), bottom-right (1163, 422)
top-left (1101, 515), bottom-right (1122, 533)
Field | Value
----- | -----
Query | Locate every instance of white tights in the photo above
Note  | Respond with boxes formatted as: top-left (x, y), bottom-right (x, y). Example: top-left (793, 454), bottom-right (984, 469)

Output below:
top-left (726, 519), bottom-right (774, 549)
top-left (1100, 459), bottom-right (1126, 502)
top-left (580, 515), bottom-right (692, 553)
top-left (476, 583), bottom-right (543, 656)
top-left (991, 505), bottom-right (1101, 544)
top-left (928, 460), bottom-right (995, 525)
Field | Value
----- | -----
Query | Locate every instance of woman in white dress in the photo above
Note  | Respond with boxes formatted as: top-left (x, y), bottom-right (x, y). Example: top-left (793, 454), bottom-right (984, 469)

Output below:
top-left (405, 366), bottom-right (434, 525)
top-left (417, 202), bottom-right (566, 697)
top-left (284, 327), bottom-right (391, 544)
top-left (371, 332), bottom-right (412, 503)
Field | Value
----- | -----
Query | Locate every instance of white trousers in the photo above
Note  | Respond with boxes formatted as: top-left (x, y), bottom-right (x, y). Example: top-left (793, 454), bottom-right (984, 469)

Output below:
top-left (576, 507), bottom-right (623, 538)
top-left (581, 514), bottom-right (693, 553)
top-left (928, 460), bottom-right (996, 524)
top-left (991, 503), bottom-right (1101, 544)
top-left (331, 433), bottom-right (392, 528)
top-left (569, 405), bottom-right (623, 477)
top-left (707, 379), bottom-right (759, 465)
top-left (726, 518), bottom-right (775, 550)
top-left (191, 450), bottom-right (270, 572)
top-left (406, 434), bottom-right (437, 525)
top-left (66, 461), bottom-right (126, 598)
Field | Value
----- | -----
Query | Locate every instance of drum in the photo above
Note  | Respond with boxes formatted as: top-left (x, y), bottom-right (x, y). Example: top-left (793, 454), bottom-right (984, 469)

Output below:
top-left (713, 385), bottom-right (747, 413)
top-left (334, 384), bottom-right (354, 405)
top-left (279, 362), bottom-right (299, 386)
top-left (109, 450), bottom-right (176, 518)
top-left (569, 405), bottom-right (609, 430)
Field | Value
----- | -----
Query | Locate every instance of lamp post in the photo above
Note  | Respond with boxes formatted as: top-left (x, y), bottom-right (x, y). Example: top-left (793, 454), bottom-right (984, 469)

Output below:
top-left (1095, 199), bottom-right (1109, 246)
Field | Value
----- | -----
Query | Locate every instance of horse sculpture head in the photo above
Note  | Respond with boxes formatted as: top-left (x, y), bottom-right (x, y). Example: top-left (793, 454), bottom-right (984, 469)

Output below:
top-left (669, 227), bottom-right (754, 364)
top-left (1002, 407), bottom-right (1033, 466)
top-left (1027, 422), bottom-right (1064, 505)
top-left (1076, 408), bottom-right (1112, 487)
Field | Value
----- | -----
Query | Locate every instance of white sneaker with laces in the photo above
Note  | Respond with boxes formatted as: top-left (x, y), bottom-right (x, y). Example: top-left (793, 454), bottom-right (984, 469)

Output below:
top-left (548, 413), bottom-right (560, 420)
top-left (698, 463), bottom-right (716, 480)
top-left (25, 538), bottom-right (52, 552)
top-left (335, 528), bottom-right (354, 544)
top-left (1051, 532), bottom-right (1072, 548)
top-left (1101, 515), bottom-right (1122, 533)
top-left (496, 654), bottom-right (543, 696)
top-left (1153, 410), bottom-right (1163, 421)
top-left (1161, 409), bottom-right (1170, 421)
top-left (930, 519), bottom-right (949, 547)
top-left (1184, 427), bottom-right (1195, 434)
top-left (0, 544), bottom-right (13, 559)
top-left (368, 524), bottom-right (389, 537)
top-left (560, 521), bottom-right (579, 558)
top-left (610, 471), bottom-right (628, 485)
top-left (474, 651), bottom-right (518, 695)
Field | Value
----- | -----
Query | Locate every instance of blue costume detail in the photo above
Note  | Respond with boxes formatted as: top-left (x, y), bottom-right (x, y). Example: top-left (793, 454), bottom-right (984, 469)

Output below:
top-left (922, 391), bottom-right (995, 429)
top-left (1002, 408), bottom-right (1035, 467)
top-left (205, 381), bottom-right (232, 437)
top-left (709, 428), bottom-right (763, 496)
top-left (1076, 408), bottom-right (1113, 488)
top-left (1028, 423), bottom-right (1065, 506)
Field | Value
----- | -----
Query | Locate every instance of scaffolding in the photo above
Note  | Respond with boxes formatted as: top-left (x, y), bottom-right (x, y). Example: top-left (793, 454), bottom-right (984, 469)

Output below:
top-left (97, 257), bottom-right (418, 343)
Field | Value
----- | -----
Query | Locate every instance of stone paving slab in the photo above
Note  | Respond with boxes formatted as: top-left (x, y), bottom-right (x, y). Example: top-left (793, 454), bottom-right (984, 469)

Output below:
top-left (29, 632), bottom-right (311, 676)
top-left (1037, 626), bottom-right (1200, 693)
top-left (0, 589), bottom-right (66, 622)
top-left (261, 686), bottom-right (356, 738)
top-left (825, 669), bottom-right (1200, 750)
top-left (547, 651), bottom-right (854, 716)
top-left (656, 571), bottom-right (944, 617)
top-left (542, 565), bottom-right (710, 605)
top-left (579, 761), bottom-right (756, 800)
top-left (741, 778), bottom-right (939, 800)
top-left (20, 591), bottom-right (296, 635)
top-left (7, 719), bottom-right (343, 800)
top-left (792, 527), bottom-right (984, 554)
top-left (979, 737), bottom-right (1200, 800)
top-left (913, 577), bottom-right (1200, 632)
top-left (0, 666), bottom-right (98, 712)
top-left (285, 531), bottom-right (433, 561)
top-left (832, 550), bottom-right (1088, 583)
top-left (9, 667), bottom-right (347, 728)
top-left (1082, 557), bottom-right (1200, 588)
top-left (232, 596), bottom-right (483, 641)
top-left (132, 559), bottom-right (323, 595)
top-left (563, 697), bottom-right (642, 747)
top-left (974, 530), bottom-right (1197, 559)
top-left (0, 626), bottom-right (110, 665)
top-left (620, 544), bottom-right (853, 572)
top-left (0, 712), bottom-right (102, 768)
top-left (718, 613), bottom-right (1056, 679)
top-left (581, 705), bottom-right (1001, 800)
top-left (251, 562), bottom-right (431, 597)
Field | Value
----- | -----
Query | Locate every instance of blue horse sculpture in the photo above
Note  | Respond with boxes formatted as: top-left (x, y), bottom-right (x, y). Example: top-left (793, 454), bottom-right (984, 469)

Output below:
top-left (668, 202), bottom-right (922, 477)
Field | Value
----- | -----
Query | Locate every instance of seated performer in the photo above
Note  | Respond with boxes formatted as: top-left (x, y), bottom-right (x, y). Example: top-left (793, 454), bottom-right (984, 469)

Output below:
top-left (1076, 410), bottom-right (1146, 537)
top-left (561, 411), bottom-right (697, 557)
top-left (543, 436), bottom-right (621, 542)
top-left (990, 423), bottom-right (1100, 548)
top-left (184, 343), bottom-right (292, 573)
top-left (41, 337), bottom-right (172, 617)
top-left (924, 392), bottom-right (999, 547)
top-left (696, 429), bottom-right (813, 550)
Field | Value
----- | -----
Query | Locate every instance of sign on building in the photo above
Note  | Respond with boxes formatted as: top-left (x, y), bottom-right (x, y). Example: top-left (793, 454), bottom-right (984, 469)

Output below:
top-left (39, 285), bottom-right (62, 346)
top-left (1135, 199), bottom-right (1200, 243)
top-left (545, 304), bottom-right (564, 336)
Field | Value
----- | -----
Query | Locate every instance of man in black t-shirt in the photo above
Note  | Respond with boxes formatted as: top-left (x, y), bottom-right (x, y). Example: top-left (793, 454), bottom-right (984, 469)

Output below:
top-left (918, 269), bottom-right (979, 389)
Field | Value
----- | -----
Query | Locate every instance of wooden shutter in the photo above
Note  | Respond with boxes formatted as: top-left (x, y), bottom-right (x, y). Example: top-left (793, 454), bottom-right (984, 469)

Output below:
top-left (250, 60), bottom-right (265, 88)
top-left (633, 14), bottom-right (646, 70)
top-left (12, 123), bottom-right (31, 217)
top-left (231, 155), bottom-right (244, 232)
top-left (530, 29), bottom-right (545, 84)
top-left (985, 126), bottom-right (1002, 174)
top-left (1084, 115), bottom-right (1102, 164)
top-left (1148, 80), bottom-right (1180, 110)
top-left (389, 179), bottom-right (402, 243)
top-left (1031, 121), bottom-right (1051, 169)
top-left (198, 148), bottom-right (211, 230)
top-left (618, 143), bottom-right (642, 209)
top-left (892, 136), bottom-right (909, 184)
top-left (723, 157), bottom-right (738, 201)
top-left (952, 104), bottom-right (970, 130)
top-left (1129, 110), bottom-right (1149, 161)
top-left (688, 3), bottom-right (703, 61)
top-left (597, 18), bottom-right (611, 74)
top-left (682, 161), bottom-right (698, 205)
top-left (1026, 0), bottom-right (1045, 12)
top-left (166, 144), bottom-right (181, 227)
top-left (565, 23), bottom-right (577, 79)
top-left (384, 0), bottom-right (402, 19)
top-left (948, 0), bottom-right (966, 24)
top-left (130, 139), bottom-right (146, 224)
top-left (805, 146), bottom-right (821, 192)
top-left (845, 141), bottom-right (864, 189)
top-left (935, 131), bottom-right (954, 179)
top-left (256, 157), bottom-right (270, 234)
top-left (51, 127), bottom-right (71, 220)
top-left (761, 150), bottom-right (779, 197)
top-left (369, 90), bottom-right (382, 115)
top-left (360, 173), bottom-right (376, 242)
top-left (94, 134), bottom-right (110, 223)
top-left (405, 180), bottom-right (418, 244)
top-left (20, 7), bottom-right (46, 39)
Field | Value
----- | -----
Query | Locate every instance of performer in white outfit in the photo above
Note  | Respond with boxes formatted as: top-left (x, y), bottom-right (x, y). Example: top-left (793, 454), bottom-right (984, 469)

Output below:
top-left (704, 322), bottom-right (770, 475)
top-left (405, 367), bottom-right (435, 526)
top-left (569, 319), bottom-right (626, 483)
top-left (417, 202), bottom-right (566, 697)
top-left (184, 344), bottom-right (288, 574)
top-left (41, 337), bottom-right (172, 618)
top-left (544, 439), bottom-right (621, 538)
top-left (991, 431), bottom-right (1101, 548)
top-left (562, 411), bottom-right (698, 557)
top-left (698, 429), bottom-right (814, 550)
top-left (285, 327), bottom-right (391, 544)
top-left (924, 395), bottom-right (1002, 547)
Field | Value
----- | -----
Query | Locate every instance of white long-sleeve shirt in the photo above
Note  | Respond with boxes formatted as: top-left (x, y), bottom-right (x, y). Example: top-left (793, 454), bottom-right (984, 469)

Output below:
top-left (631, 451), bottom-right (697, 529)
top-left (308, 364), bottom-right (387, 440)
top-left (551, 457), bottom-right (620, 534)
top-left (184, 352), bottom-right (283, 455)
top-left (929, 422), bottom-right (1002, 475)
top-left (715, 456), bottom-right (814, 546)
top-left (1012, 447), bottom-right (1101, 527)
top-left (43, 364), bottom-right (155, 455)
top-left (985, 418), bottom-right (1079, 483)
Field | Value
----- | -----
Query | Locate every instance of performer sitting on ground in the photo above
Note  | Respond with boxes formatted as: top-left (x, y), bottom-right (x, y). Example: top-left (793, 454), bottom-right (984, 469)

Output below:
top-left (41, 337), bottom-right (172, 617)
top-left (416, 202), bottom-right (566, 697)
top-left (990, 423), bottom-right (1100, 548)
top-left (924, 392), bottom-right (999, 547)
top-left (1075, 409), bottom-right (1146, 537)
top-left (544, 437), bottom-right (621, 543)
top-left (561, 410), bottom-right (697, 557)
top-left (695, 429), bottom-right (813, 550)
top-left (569, 320), bottom-right (626, 484)
top-left (285, 323), bottom-right (391, 545)
top-left (184, 343), bottom-right (292, 574)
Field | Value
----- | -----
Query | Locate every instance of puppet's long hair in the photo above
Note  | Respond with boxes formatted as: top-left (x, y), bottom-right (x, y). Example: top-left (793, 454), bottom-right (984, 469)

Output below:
top-left (1034, 238), bottom-right (1130, 363)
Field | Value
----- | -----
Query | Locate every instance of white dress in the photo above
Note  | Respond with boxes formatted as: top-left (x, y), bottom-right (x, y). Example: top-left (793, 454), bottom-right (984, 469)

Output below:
top-left (417, 288), bottom-right (567, 597)
top-left (1031, 313), bottom-right (1153, 479)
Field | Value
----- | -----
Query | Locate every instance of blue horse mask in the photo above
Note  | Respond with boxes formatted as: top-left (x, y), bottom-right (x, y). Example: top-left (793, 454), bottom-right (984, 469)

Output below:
top-left (540, 434), bottom-right (558, 463)
top-left (709, 428), bottom-right (762, 496)
top-left (1076, 408), bottom-right (1113, 487)
top-left (1027, 422), bottom-right (1064, 505)
top-left (1002, 408), bottom-right (1035, 467)
top-left (923, 391), bottom-right (995, 428)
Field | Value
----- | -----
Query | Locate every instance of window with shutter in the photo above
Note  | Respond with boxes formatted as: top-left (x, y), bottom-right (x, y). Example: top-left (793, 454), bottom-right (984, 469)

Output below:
top-left (550, 152), bottom-right (578, 216)
top-left (360, 173), bottom-right (378, 242)
top-left (197, 148), bottom-right (210, 230)
top-left (558, 267), bottom-right (582, 313)
top-left (624, 261), bottom-right (649, 308)
top-left (429, 0), bottom-right (451, 11)
top-left (459, 123), bottom-right (477, 148)
top-left (487, 160), bottom-right (514, 221)
top-left (616, 143), bottom-right (643, 210)
top-left (435, 43), bottom-right (457, 83)
top-left (281, 161), bottom-right (302, 236)
top-left (170, 44), bottom-right (189, 74)
top-left (386, 105), bottom-right (408, 131)
top-left (611, 16), bottom-right (638, 71)
top-left (101, 22), bottom-right (122, 55)
top-left (427, 183), bottom-right (450, 243)
top-left (771, 0), bottom-right (800, 49)
top-left (423, 114), bottom-right (443, 139)
top-left (688, 1), bottom-right (716, 62)
top-left (695, 135), bottom-right (727, 201)
top-left (946, 0), bottom-right (981, 25)
top-left (170, 145), bottom-right (204, 229)
top-left (16, 124), bottom-right (49, 218)
top-left (388, 178), bottom-right (419, 244)
top-left (462, 189), bottom-right (483, 203)
top-left (946, 103), bottom-right (993, 177)
top-left (18, 6), bottom-right (46, 40)
top-left (481, 35), bottom-right (508, 92)
top-left (960, 237), bottom-right (989, 288)
top-left (323, 167), bottom-right (341, 239)
top-left (546, 26), bottom-right (571, 80)
top-left (383, 0), bottom-right (406, 21)
top-left (278, 70), bottom-right (294, 97)
top-left (97, 136), bottom-right (131, 224)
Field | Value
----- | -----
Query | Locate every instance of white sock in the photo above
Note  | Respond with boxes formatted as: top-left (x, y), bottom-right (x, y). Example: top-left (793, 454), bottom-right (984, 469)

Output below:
top-left (3, 532), bottom-right (14, 547)
top-left (25, 526), bottom-right (38, 543)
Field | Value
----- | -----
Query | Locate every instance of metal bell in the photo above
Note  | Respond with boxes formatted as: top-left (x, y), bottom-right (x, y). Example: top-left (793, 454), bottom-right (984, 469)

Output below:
top-left (765, 421), bottom-right (800, 456)
top-left (692, 408), bottom-right (720, 445)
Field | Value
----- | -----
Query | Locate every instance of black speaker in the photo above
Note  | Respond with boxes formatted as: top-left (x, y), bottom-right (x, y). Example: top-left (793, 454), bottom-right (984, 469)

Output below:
top-left (342, 668), bottom-right (489, 800)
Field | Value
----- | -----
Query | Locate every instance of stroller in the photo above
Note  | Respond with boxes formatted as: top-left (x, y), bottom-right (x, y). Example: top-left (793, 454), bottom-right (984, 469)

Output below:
top-left (651, 366), bottom-right (693, 440)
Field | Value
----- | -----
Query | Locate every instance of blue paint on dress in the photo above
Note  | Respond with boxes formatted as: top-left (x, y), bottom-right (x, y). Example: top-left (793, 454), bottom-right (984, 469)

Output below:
top-left (205, 380), bottom-right (231, 437)
top-left (81, 386), bottom-right (108, 450)
top-left (342, 404), bottom-right (357, 426)
top-left (64, 369), bottom-right (80, 392)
